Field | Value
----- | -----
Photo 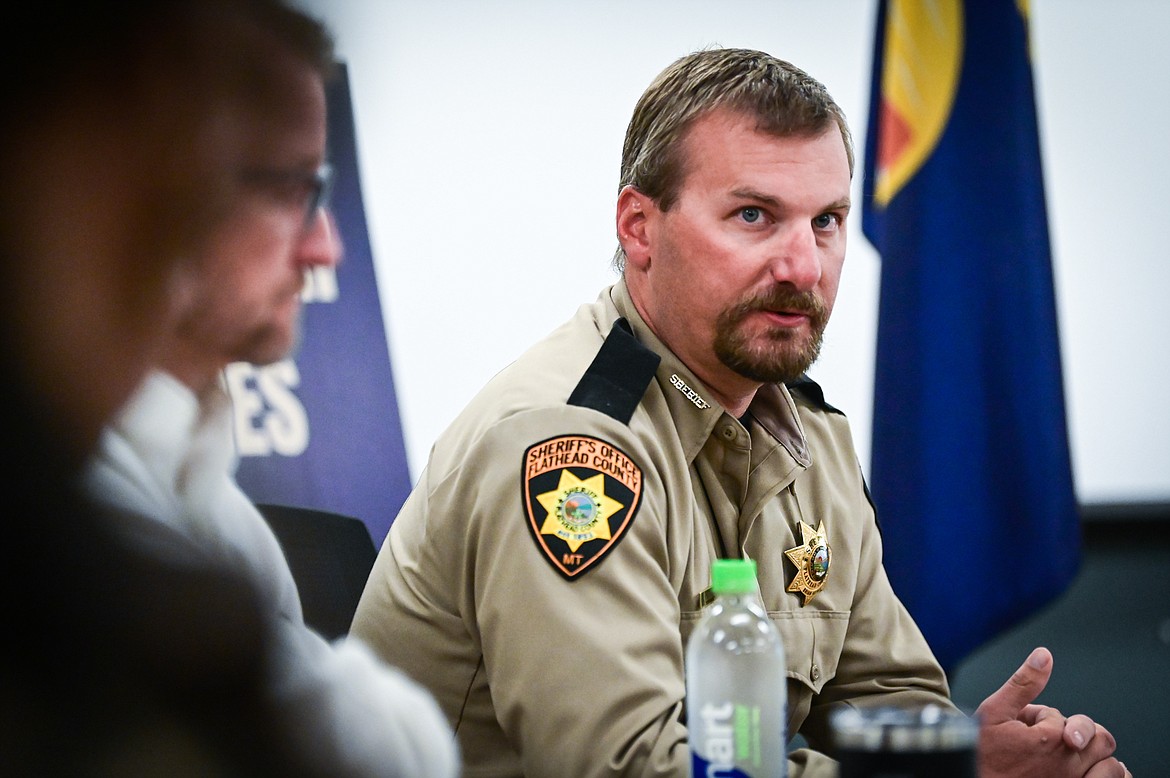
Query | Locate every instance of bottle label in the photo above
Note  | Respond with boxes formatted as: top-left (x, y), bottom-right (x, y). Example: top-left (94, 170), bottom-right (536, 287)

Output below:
top-left (690, 701), bottom-right (765, 777)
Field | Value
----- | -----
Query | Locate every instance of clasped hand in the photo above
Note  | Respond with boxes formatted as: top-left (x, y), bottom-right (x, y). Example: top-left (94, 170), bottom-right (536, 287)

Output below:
top-left (975, 646), bottom-right (1130, 777)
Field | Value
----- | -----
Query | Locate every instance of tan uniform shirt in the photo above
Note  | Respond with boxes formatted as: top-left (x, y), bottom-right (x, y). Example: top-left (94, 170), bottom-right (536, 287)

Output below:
top-left (352, 280), bottom-right (952, 777)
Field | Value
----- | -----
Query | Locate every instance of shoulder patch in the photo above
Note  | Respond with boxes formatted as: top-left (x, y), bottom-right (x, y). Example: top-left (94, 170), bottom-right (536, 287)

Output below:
top-left (567, 318), bottom-right (660, 424)
top-left (785, 373), bottom-right (845, 416)
top-left (522, 434), bottom-right (643, 580)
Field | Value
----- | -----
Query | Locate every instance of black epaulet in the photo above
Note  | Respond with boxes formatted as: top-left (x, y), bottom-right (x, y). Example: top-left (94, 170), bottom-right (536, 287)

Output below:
top-left (785, 373), bottom-right (845, 416)
top-left (567, 318), bottom-right (661, 425)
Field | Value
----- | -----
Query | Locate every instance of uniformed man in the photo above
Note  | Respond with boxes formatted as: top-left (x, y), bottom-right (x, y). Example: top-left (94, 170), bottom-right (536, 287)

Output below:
top-left (351, 48), bottom-right (1127, 777)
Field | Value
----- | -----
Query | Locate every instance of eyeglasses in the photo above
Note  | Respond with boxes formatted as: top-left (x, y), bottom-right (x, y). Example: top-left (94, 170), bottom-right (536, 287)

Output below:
top-left (240, 162), bottom-right (335, 229)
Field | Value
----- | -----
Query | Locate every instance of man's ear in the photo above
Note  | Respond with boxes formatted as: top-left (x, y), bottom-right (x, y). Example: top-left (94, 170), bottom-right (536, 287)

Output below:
top-left (615, 185), bottom-right (654, 269)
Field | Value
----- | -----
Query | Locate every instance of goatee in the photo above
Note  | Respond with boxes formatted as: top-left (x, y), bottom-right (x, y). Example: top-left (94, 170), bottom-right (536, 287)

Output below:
top-left (713, 286), bottom-right (828, 384)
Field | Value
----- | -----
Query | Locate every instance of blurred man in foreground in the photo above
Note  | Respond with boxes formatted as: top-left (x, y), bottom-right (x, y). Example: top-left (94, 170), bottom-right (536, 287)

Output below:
top-left (0, 2), bottom-right (447, 774)
top-left (82, 2), bottom-right (457, 775)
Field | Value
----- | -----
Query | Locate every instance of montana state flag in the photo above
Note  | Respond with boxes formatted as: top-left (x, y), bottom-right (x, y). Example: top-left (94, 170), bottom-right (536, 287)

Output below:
top-left (863, 0), bottom-right (1080, 673)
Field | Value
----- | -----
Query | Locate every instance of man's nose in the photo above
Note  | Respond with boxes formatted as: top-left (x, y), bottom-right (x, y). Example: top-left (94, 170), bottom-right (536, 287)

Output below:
top-left (299, 207), bottom-right (343, 269)
top-left (769, 224), bottom-right (821, 290)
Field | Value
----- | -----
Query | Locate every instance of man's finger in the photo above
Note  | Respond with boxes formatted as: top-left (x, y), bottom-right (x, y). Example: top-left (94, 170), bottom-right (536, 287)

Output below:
top-left (1063, 713), bottom-right (1097, 751)
top-left (1075, 722), bottom-right (1119, 768)
top-left (1082, 756), bottom-right (1126, 778)
top-left (974, 646), bottom-right (1053, 725)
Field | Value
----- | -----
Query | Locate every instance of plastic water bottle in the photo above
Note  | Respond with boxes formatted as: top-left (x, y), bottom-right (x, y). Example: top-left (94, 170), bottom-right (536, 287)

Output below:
top-left (687, 558), bottom-right (787, 778)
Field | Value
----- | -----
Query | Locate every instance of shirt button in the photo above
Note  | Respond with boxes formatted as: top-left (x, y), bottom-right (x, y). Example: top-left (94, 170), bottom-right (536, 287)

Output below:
top-left (721, 426), bottom-right (736, 440)
top-left (811, 664), bottom-right (821, 681)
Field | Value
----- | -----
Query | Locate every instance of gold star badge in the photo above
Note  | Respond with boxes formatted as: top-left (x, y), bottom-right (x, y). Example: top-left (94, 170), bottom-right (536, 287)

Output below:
top-left (784, 520), bottom-right (831, 605)
top-left (535, 469), bottom-right (623, 552)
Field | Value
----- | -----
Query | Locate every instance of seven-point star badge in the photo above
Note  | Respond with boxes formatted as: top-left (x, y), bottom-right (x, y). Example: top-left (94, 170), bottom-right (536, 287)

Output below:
top-left (535, 470), bottom-right (622, 552)
top-left (784, 520), bottom-right (831, 605)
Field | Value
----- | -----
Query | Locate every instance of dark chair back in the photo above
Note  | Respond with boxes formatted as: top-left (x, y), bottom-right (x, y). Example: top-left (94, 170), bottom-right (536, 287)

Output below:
top-left (255, 503), bottom-right (377, 641)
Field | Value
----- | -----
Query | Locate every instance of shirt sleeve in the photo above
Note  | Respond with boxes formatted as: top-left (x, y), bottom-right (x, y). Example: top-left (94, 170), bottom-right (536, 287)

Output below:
top-left (267, 622), bottom-right (461, 778)
top-left (437, 407), bottom-right (691, 776)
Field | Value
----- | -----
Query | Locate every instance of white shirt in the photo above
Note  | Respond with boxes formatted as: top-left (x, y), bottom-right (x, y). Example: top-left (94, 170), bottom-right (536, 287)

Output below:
top-left (86, 369), bottom-right (459, 778)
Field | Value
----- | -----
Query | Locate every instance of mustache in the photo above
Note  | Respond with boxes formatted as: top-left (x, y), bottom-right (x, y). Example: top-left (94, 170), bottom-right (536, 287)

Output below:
top-left (727, 286), bottom-right (827, 322)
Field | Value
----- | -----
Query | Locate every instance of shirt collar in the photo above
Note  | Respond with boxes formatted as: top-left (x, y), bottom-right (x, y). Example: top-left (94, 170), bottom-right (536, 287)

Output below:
top-left (608, 279), bottom-right (810, 468)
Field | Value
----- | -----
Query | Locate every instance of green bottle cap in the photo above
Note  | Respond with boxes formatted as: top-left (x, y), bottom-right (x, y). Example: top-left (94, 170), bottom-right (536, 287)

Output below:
top-left (711, 558), bottom-right (757, 594)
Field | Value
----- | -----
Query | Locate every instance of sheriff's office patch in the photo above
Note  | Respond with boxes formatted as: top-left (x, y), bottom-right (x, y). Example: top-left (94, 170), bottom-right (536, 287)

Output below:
top-left (523, 434), bottom-right (643, 580)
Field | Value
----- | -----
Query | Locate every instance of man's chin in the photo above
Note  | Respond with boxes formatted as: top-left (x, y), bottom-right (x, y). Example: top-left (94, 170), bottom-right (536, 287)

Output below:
top-left (734, 364), bottom-right (812, 385)
top-left (717, 343), bottom-right (819, 384)
top-left (241, 328), bottom-right (299, 368)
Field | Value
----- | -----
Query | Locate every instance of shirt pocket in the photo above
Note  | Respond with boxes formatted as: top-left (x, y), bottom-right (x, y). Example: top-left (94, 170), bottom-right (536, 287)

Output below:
top-left (772, 609), bottom-right (848, 690)
top-left (770, 609), bottom-right (848, 736)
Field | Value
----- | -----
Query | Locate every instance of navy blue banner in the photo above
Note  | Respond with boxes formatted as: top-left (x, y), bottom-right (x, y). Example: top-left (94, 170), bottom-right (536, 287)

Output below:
top-left (863, 0), bottom-right (1080, 672)
top-left (230, 62), bottom-right (411, 546)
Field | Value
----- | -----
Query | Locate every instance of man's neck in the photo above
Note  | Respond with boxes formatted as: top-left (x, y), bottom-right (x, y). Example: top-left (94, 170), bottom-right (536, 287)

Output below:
top-left (624, 278), bottom-right (759, 416)
top-left (157, 341), bottom-right (225, 397)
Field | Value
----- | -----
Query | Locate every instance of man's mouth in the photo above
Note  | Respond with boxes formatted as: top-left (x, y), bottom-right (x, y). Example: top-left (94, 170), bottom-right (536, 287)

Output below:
top-left (758, 308), bottom-right (810, 327)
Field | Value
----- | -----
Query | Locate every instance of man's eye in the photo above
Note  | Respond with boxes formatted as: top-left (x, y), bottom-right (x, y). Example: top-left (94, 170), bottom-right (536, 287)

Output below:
top-left (813, 213), bottom-right (839, 230)
top-left (242, 168), bottom-right (317, 204)
top-left (740, 207), bottom-right (762, 224)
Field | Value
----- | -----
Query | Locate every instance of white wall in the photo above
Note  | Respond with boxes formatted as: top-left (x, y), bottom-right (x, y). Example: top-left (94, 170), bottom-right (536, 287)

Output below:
top-left (295, 0), bottom-right (1170, 505)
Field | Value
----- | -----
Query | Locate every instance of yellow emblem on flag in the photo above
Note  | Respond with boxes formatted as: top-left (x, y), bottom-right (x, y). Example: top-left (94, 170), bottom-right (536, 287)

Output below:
top-left (873, 0), bottom-right (963, 207)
